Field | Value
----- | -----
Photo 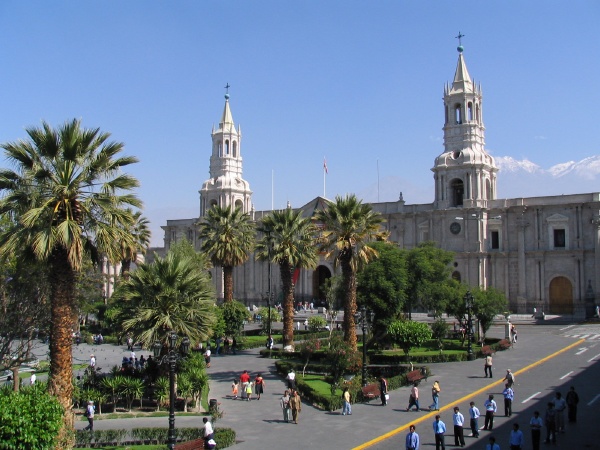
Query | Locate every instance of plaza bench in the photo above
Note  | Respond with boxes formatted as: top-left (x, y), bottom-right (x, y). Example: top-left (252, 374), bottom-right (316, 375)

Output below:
top-left (174, 438), bottom-right (205, 450)
top-left (406, 369), bottom-right (426, 385)
top-left (361, 383), bottom-right (380, 401)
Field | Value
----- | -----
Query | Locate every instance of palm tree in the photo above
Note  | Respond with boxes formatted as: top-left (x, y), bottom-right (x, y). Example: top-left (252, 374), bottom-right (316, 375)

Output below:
top-left (256, 208), bottom-right (318, 347)
top-left (196, 205), bottom-right (255, 302)
top-left (113, 251), bottom-right (217, 349)
top-left (119, 210), bottom-right (151, 279)
top-left (0, 119), bottom-right (141, 437)
top-left (314, 194), bottom-right (386, 349)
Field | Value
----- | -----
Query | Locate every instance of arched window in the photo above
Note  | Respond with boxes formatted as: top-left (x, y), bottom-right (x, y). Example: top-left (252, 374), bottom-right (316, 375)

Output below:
top-left (232, 141), bottom-right (237, 157)
top-left (235, 199), bottom-right (243, 210)
top-left (467, 102), bottom-right (473, 121)
top-left (452, 271), bottom-right (461, 282)
top-left (476, 104), bottom-right (480, 124)
top-left (454, 104), bottom-right (462, 124)
top-left (210, 199), bottom-right (218, 208)
top-left (225, 140), bottom-right (229, 155)
top-left (450, 178), bottom-right (464, 207)
top-left (445, 105), bottom-right (449, 124)
top-left (218, 141), bottom-right (222, 157)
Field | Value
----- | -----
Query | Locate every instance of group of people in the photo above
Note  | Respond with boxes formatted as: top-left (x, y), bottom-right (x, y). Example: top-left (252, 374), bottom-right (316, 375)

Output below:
top-left (231, 370), bottom-right (266, 401)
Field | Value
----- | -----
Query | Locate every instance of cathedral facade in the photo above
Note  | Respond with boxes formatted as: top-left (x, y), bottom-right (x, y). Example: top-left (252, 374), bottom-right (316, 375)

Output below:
top-left (160, 46), bottom-right (600, 317)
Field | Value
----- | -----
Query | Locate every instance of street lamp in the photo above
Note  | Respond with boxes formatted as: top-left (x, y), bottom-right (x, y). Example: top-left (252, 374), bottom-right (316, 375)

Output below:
top-left (464, 291), bottom-right (475, 361)
top-left (355, 306), bottom-right (375, 387)
top-left (152, 331), bottom-right (191, 449)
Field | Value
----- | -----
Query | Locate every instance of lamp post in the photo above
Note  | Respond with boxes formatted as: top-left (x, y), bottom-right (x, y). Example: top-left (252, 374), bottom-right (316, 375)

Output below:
top-left (356, 306), bottom-right (374, 387)
top-left (153, 331), bottom-right (191, 449)
top-left (464, 291), bottom-right (475, 361)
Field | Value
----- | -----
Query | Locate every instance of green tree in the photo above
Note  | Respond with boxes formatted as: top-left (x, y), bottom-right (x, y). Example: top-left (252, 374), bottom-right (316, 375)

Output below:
top-left (405, 242), bottom-right (455, 318)
top-left (472, 286), bottom-right (508, 342)
top-left (220, 300), bottom-right (250, 337)
top-left (387, 320), bottom-right (433, 362)
top-left (119, 210), bottom-right (151, 279)
top-left (257, 306), bottom-right (279, 336)
top-left (323, 275), bottom-right (343, 339)
top-left (256, 208), bottom-right (318, 347)
top-left (179, 353), bottom-right (208, 412)
top-left (308, 315), bottom-right (326, 332)
top-left (0, 119), bottom-right (141, 437)
top-left (430, 318), bottom-right (449, 354)
top-left (113, 251), bottom-right (217, 349)
top-left (315, 194), bottom-right (386, 349)
top-left (154, 377), bottom-right (169, 412)
top-left (325, 334), bottom-right (362, 383)
top-left (357, 241), bottom-right (407, 343)
top-left (298, 335), bottom-right (321, 377)
top-left (121, 377), bottom-right (144, 411)
top-left (197, 205), bottom-right (255, 302)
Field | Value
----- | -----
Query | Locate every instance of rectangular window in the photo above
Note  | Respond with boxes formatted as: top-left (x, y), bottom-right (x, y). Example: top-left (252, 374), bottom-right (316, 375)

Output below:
top-left (491, 231), bottom-right (499, 250)
top-left (553, 229), bottom-right (566, 248)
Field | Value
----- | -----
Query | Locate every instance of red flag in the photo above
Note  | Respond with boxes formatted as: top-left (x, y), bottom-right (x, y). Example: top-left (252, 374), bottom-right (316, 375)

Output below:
top-left (323, 158), bottom-right (328, 174)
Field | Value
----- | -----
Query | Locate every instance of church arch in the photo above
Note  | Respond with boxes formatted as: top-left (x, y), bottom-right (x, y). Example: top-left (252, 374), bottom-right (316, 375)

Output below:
top-left (485, 178), bottom-right (492, 200)
top-left (451, 271), bottom-right (461, 282)
top-left (218, 141), bottom-right (222, 157)
top-left (467, 102), bottom-right (473, 121)
top-left (225, 140), bottom-right (230, 155)
top-left (454, 103), bottom-right (462, 124)
top-left (445, 105), bottom-right (449, 125)
top-left (234, 199), bottom-right (243, 210)
top-left (312, 265), bottom-right (332, 302)
top-left (549, 276), bottom-right (573, 314)
top-left (450, 178), bottom-right (464, 207)
top-left (209, 199), bottom-right (218, 208)
top-left (476, 104), bottom-right (480, 124)
top-left (232, 141), bottom-right (237, 157)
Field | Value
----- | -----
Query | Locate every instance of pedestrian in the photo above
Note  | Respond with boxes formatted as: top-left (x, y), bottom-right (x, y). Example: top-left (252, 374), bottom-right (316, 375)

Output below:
top-left (405, 424), bottom-right (420, 450)
top-left (379, 376), bottom-right (388, 406)
top-left (483, 394), bottom-right (497, 430)
top-left (130, 349), bottom-right (136, 360)
top-left (510, 325), bottom-right (517, 343)
top-left (484, 354), bottom-right (493, 378)
top-left (504, 369), bottom-right (515, 388)
top-left (30, 373), bottom-right (36, 385)
top-left (289, 390), bottom-right (302, 424)
top-left (202, 417), bottom-right (214, 448)
top-left (565, 386), bottom-right (579, 423)
top-left (485, 436), bottom-right (500, 450)
top-left (89, 354), bottom-right (96, 368)
top-left (469, 401), bottom-right (480, 438)
top-left (239, 369), bottom-right (250, 399)
top-left (544, 402), bottom-right (557, 444)
top-left (509, 422), bottom-right (524, 450)
top-left (304, 319), bottom-right (308, 330)
top-left (231, 379), bottom-right (239, 399)
top-left (532, 307), bottom-right (537, 318)
top-left (502, 383), bottom-right (514, 417)
top-left (245, 380), bottom-right (253, 401)
top-left (452, 406), bottom-right (466, 447)
top-left (286, 368), bottom-right (296, 390)
top-left (266, 334), bottom-right (274, 350)
top-left (342, 387), bottom-right (352, 415)
top-left (429, 380), bottom-right (441, 411)
top-left (280, 390), bottom-right (292, 423)
top-left (551, 391), bottom-right (566, 433)
top-left (432, 414), bottom-right (446, 450)
top-left (83, 400), bottom-right (95, 431)
top-left (223, 336), bottom-right (230, 354)
top-left (203, 347), bottom-right (211, 368)
top-left (254, 373), bottom-right (265, 400)
top-left (406, 383), bottom-right (420, 411)
top-left (529, 410), bottom-right (543, 450)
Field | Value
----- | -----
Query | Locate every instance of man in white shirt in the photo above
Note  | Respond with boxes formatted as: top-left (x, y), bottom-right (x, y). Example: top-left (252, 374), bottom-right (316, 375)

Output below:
top-left (551, 392), bottom-right (566, 433)
top-left (452, 406), bottom-right (466, 447)
top-left (469, 401), bottom-right (480, 437)
top-left (202, 417), bottom-right (214, 446)
top-left (286, 369), bottom-right (296, 390)
top-left (30, 373), bottom-right (36, 385)
top-left (89, 354), bottom-right (96, 368)
top-left (483, 395), bottom-right (497, 430)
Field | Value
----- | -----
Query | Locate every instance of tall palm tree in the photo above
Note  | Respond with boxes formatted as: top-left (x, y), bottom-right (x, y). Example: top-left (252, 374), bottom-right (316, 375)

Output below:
top-left (314, 194), bottom-right (387, 349)
top-left (0, 119), bottom-right (140, 438)
top-left (119, 209), bottom-right (151, 279)
top-left (196, 205), bottom-right (255, 302)
top-left (113, 251), bottom-right (216, 348)
top-left (256, 208), bottom-right (318, 347)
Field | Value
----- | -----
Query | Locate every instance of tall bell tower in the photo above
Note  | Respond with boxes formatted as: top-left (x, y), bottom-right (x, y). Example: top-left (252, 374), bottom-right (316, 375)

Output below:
top-left (432, 36), bottom-right (497, 210)
top-left (199, 86), bottom-right (253, 216)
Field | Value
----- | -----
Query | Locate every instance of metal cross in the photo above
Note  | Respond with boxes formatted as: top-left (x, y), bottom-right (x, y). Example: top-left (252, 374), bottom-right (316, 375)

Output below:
top-left (224, 83), bottom-right (230, 94)
top-left (455, 32), bottom-right (465, 45)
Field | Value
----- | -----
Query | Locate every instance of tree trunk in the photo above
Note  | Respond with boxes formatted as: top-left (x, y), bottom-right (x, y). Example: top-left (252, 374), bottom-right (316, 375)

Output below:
top-left (281, 262), bottom-right (295, 347)
top-left (47, 248), bottom-right (76, 448)
top-left (223, 265), bottom-right (234, 302)
top-left (11, 367), bottom-right (19, 392)
top-left (342, 260), bottom-right (357, 350)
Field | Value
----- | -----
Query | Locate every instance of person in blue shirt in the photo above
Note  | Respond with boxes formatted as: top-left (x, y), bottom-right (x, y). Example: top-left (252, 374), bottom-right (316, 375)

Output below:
top-left (503, 383), bottom-right (515, 417)
top-left (405, 424), bottom-right (420, 450)
top-left (509, 422), bottom-right (524, 449)
top-left (432, 415), bottom-right (446, 450)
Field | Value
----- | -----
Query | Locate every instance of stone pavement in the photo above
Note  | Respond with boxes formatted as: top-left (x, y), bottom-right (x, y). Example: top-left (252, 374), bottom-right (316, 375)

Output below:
top-left (72, 315), bottom-right (576, 449)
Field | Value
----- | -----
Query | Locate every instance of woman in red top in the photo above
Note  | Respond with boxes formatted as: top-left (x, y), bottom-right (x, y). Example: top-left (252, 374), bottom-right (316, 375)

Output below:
top-left (254, 373), bottom-right (265, 400)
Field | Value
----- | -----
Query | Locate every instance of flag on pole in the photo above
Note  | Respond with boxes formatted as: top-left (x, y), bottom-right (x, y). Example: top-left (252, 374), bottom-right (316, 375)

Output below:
top-left (323, 158), bottom-right (328, 174)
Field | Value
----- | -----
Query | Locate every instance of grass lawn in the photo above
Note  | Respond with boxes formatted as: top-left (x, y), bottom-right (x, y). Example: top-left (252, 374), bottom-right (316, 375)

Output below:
top-left (300, 374), bottom-right (342, 397)
top-left (79, 446), bottom-right (164, 450)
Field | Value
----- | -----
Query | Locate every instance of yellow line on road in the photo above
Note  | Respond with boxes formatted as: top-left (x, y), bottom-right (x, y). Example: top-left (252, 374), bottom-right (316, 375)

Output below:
top-left (352, 338), bottom-right (585, 450)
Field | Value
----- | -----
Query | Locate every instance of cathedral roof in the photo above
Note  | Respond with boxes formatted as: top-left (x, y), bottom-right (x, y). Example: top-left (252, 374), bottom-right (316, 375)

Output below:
top-left (450, 52), bottom-right (474, 95)
top-left (219, 94), bottom-right (236, 132)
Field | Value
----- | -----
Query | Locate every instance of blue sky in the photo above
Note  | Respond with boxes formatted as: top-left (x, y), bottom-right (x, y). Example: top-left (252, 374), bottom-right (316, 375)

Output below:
top-left (1, 1), bottom-right (599, 246)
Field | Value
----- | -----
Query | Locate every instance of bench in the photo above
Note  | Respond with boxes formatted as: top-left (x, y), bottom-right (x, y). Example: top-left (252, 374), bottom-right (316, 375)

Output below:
top-left (406, 369), bottom-right (426, 385)
top-left (174, 438), bottom-right (205, 450)
top-left (498, 339), bottom-right (512, 350)
top-left (361, 383), bottom-right (381, 401)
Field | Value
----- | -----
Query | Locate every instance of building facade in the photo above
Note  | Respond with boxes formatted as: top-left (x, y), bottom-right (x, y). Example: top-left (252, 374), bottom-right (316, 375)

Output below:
top-left (160, 46), bottom-right (600, 317)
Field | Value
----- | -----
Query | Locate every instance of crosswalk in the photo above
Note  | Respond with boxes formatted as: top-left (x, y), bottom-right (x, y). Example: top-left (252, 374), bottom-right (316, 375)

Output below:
top-left (565, 333), bottom-right (600, 341)
top-left (561, 325), bottom-right (600, 341)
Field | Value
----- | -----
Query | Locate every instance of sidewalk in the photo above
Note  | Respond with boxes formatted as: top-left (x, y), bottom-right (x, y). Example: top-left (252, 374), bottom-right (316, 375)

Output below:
top-left (78, 323), bottom-right (574, 449)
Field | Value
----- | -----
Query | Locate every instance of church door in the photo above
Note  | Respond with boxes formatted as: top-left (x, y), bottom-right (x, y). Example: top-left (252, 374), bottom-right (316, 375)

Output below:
top-left (549, 276), bottom-right (573, 314)
top-left (312, 266), bottom-right (332, 302)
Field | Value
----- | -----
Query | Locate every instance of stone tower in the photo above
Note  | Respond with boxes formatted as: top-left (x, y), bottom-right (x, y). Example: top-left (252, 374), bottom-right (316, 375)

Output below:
top-left (432, 43), bottom-right (498, 210)
top-left (199, 90), bottom-right (253, 216)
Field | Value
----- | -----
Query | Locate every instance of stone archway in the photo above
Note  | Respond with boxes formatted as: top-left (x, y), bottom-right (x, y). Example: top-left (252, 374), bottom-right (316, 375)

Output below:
top-left (549, 276), bottom-right (573, 314)
top-left (312, 265), bottom-right (332, 302)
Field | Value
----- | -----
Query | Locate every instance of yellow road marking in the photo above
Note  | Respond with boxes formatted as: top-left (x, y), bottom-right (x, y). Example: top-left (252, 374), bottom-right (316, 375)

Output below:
top-left (352, 338), bottom-right (585, 450)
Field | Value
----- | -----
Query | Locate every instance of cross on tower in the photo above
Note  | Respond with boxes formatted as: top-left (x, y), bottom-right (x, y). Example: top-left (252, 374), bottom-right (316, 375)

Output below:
top-left (224, 83), bottom-right (231, 95)
top-left (455, 32), bottom-right (465, 46)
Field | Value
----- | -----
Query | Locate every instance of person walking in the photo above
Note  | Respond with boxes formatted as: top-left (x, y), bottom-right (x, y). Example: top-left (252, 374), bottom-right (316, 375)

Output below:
top-left (429, 380), bottom-right (441, 411)
top-left (529, 410), bottom-right (543, 450)
top-left (245, 380), bottom-right (253, 401)
top-left (239, 370), bottom-right (250, 399)
top-left (484, 354), bottom-right (493, 378)
top-left (203, 347), bottom-right (211, 368)
top-left (90, 354), bottom-right (96, 368)
top-left (565, 386), bottom-right (579, 423)
top-left (509, 422), bottom-right (524, 450)
top-left (254, 373), bottom-right (265, 400)
top-left (469, 401), bottom-right (480, 438)
top-left (510, 325), bottom-right (518, 343)
top-left (406, 383), bottom-right (420, 411)
top-left (30, 373), bottom-right (36, 385)
top-left (502, 383), bottom-right (514, 417)
top-left (405, 424), bottom-right (420, 450)
top-left (452, 406), bottom-right (466, 447)
top-left (504, 369), bottom-right (515, 388)
top-left (286, 368), bottom-right (296, 390)
top-left (379, 376), bottom-right (388, 406)
top-left (289, 390), bottom-right (302, 424)
top-left (485, 436), bottom-right (500, 450)
top-left (483, 395), bottom-right (497, 430)
top-left (83, 400), bottom-right (95, 431)
top-left (202, 417), bottom-right (214, 447)
top-left (231, 379), bottom-right (239, 399)
top-left (432, 414), bottom-right (446, 450)
top-left (551, 391), bottom-right (566, 433)
top-left (544, 402), bottom-right (557, 444)
top-left (342, 387), bottom-right (352, 415)
top-left (280, 390), bottom-right (292, 423)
